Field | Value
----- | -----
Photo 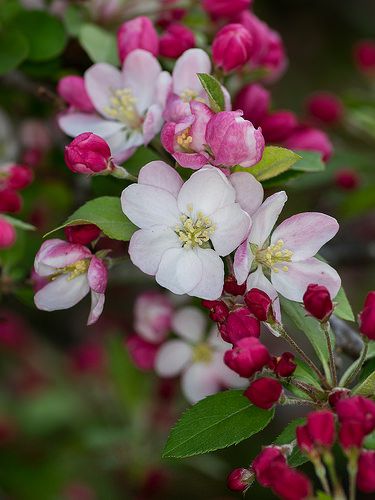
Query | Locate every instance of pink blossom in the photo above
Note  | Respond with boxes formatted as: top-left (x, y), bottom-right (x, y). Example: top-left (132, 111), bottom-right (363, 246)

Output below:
top-left (121, 162), bottom-right (251, 300)
top-left (260, 110), bottom-right (298, 143)
top-left (64, 133), bottom-right (112, 174)
top-left (0, 163), bottom-right (33, 190)
top-left (126, 334), bottom-right (160, 371)
top-left (117, 16), bottom-right (159, 64)
top-left (59, 50), bottom-right (171, 163)
top-left (203, 0), bottom-right (252, 18)
top-left (234, 83), bottom-right (270, 127)
top-left (57, 76), bottom-right (95, 113)
top-left (212, 24), bottom-right (254, 73)
top-left (134, 291), bottom-right (173, 344)
top-left (159, 23), bottom-right (195, 59)
top-left (0, 217), bottom-right (16, 249)
top-left (33, 239), bottom-right (108, 325)
top-left (0, 189), bottom-right (22, 213)
top-left (155, 306), bottom-right (246, 403)
top-left (283, 126), bottom-right (333, 162)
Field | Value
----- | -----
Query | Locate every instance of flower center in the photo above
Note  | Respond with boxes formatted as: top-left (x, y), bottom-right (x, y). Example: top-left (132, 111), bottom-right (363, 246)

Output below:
top-left (255, 239), bottom-right (293, 273)
top-left (176, 128), bottom-right (193, 151)
top-left (180, 88), bottom-right (199, 103)
top-left (104, 88), bottom-right (141, 129)
top-left (175, 207), bottom-right (216, 249)
top-left (50, 258), bottom-right (90, 282)
top-left (192, 343), bottom-right (213, 364)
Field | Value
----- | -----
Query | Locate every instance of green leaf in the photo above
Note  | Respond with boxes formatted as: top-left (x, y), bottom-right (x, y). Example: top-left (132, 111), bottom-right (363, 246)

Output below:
top-left (44, 196), bottom-right (136, 241)
top-left (352, 369), bottom-right (375, 396)
top-left (79, 23), bottom-right (119, 65)
top-left (197, 73), bottom-right (225, 112)
top-left (274, 417), bottom-right (308, 467)
top-left (2, 215), bottom-right (35, 231)
top-left (364, 430), bottom-right (375, 449)
top-left (341, 185), bottom-right (375, 218)
top-left (292, 150), bottom-right (325, 172)
top-left (0, 29), bottom-right (28, 75)
top-left (162, 390), bottom-right (274, 458)
top-left (14, 11), bottom-right (67, 62)
top-left (334, 287), bottom-right (355, 322)
top-left (234, 146), bottom-right (301, 181)
top-left (63, 4), bottom-right (85, 37)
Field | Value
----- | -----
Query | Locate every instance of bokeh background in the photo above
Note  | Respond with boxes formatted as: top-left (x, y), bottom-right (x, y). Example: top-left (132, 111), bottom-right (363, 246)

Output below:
top-left (0, 0), bottom-right (374, 498)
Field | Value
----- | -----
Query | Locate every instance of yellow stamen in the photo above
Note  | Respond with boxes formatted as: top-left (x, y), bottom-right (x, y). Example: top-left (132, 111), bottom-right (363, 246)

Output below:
top-left (50, 258), bottom-right (90, 282)
top-left (103, 88), bottom-right (141, 129)
top-left (176, 129), bottom-right (193, 151)
top-left (256, 239), bottom-right (293, 273)
top-left (192, 343), bottom-right (213, 363)
top-left (175, 210), bottom-right (216, 249)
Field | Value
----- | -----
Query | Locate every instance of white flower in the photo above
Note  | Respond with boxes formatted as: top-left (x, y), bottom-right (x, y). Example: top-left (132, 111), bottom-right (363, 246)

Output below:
top-left (121, 162), bottom-right (251, 300)
top-left (155, 306), bottom-right (246, 403)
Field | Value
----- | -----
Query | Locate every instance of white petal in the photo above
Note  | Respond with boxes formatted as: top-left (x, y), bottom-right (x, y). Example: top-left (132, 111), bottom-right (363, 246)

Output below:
top-left (172, 306), bottom-right (206, 343)
top-left (210, 203), bottom-right (251, 256)
top-left (156, 248), bottom-right (203, 295)
top-left (230, 172), bottom-right (264, 216)
top-left (34, 274), bottom-right (90, 311)
top-left (212, 353), bottom-right (247, 388)
top-left (173, 48), bottom-right (211, 96)
top-left (129, 226), bottom-right (181, 275)
top-left (177, 167), bottom-right (235, 219)
top-left (156, 70), bottom-right (172, 108)
top-left (271, 212), bottom-right (339, 261)
top-left (142, 104), bottom-right (163, 144)
top-left (58, 113), bottom-right (124, 139)
top-left (121, 184), bottom-right (180, 229)
top-left (34, 239), bottom-right (92, 276)
top-left (188, 248), bottom-right (225, 300)
top-left (84, 63), bottom-right (123, 117)
top-left (87, 291), bottom-right (105, 325)
top-left (181, 363), bottom-right (220, 404)
top-left (271, 257), bottom-right (341, 302)
top-left (249, 191), bottom-right (287, 246)
top-left (233, 240), bottom-right (253, 285)
top-left (138, 161), bottom-right (183, 197)
top-left (155, 340), bottom-right (192, 377)
top-left (246, 266), bottom-right (281, 322)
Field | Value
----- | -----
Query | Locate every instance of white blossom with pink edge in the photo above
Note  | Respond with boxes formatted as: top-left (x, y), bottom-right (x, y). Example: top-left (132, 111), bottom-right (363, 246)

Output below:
top-left (59, 49), bottom-right (171, 163)
top-left (134, 291), bottom-right (173, 344)
top-left (155, 306), bottom-right (247, 403)
top-left (234, 191), bottom-right (341, 321)
top-left (33, 239), bottom-right (107, 325)
top-left (121, 162), bottom-right (251, 300)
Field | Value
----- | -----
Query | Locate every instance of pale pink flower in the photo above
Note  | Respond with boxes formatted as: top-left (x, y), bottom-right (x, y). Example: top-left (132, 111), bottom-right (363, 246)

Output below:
top-left (59, 49), bottom-right (171, 163)
top-left (234, 192), bottom-right (341, 320)
top-left (134, 291), bottom-right (173, 343)
top-left (121, 162), bottom-right (251, 300)
top-left (33, 239), bottom-right (107, 325)
top-left (155, 306), bottom-right (246, 403)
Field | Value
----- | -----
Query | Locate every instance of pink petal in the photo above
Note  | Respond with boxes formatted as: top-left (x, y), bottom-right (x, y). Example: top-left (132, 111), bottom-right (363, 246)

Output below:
top-left (142, 104), bottom-right (163, 144)
top-left (34, 274), bottom-right (90, 311)
top-left (156, 247), bottom-right (203, 295)
top-left (190, 101), bottom-right (214, 151)
top-left (249, 191), bottom-right (287, 246)
top-left (155, 339), bottom-right (193, 377)
top-left (84, 63), bottom-right (123, 117)
top-left (34, 239), bottom-right (92, 276)
top-left (181, 363), bottom-right (220, 403)
top-left (87, 256), bottom-right (107, 294)
top-left (173, 48), bottom-right (211, 96)
top-left (138, 161), bottom-right (183, 197)
top-left (188, 248), bottom-right (224, 300)
top-left (210, 203), bottom-right (251, 256)
top-left (271, 257), bottom-right (341, 302)
top-left (271, 212), bottom-right (339, 261)
top-left (172, 306), bottom-right (206, 343)
top-left (246, 267), bottom-right (281, 322)
top-left (230, 172), bottom-right (264, 216)
top-left (233, 240), bottom-right (253, 285)
top-left (174, 151), bottom-right (209, 169)
top-left (87, 291), bottom-right (105, 325)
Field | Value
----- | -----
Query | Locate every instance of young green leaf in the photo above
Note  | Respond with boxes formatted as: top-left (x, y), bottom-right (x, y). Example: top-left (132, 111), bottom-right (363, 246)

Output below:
top-left (79, 24), bottom-right (119, 66)
top-left (234, 146), bottom-right (301, 181)
top-left (197, 73), bottom-right (225, 112)
top-left (292, 150), bottom-right (325, 172)
top-left (352, 369), bottom-right (375, 396)
top-left (334, 287), bottom-right (355, 322)
top-left (0, 30), bottom-right (28, 75)
top-left (2, 215), bottom-right (35, 231)
top-left (274, 417), bottom-right (308, 467)
top-left (44, 196), bottom-right (136, 241)
top-left (163, 390), bottom-right (274, 458)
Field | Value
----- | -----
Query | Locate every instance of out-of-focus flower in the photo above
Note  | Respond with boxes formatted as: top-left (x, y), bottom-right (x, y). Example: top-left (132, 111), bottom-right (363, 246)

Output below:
top-left (159, 23), bottom-right (195, 59)
top-left (234, 83), bottom-right (270, 127)
top-left (297, 410), bottom-right (336, 452)
top-left (0, 164), bottom-right (33, 191)
top-left (126, 334), bottom-right (160, 371)
top-left (303, 284), bottom-right (334, 322)
top-left (244, 377), bottom-right (283, 409)
top-left (227, 468), bottom-right (254, 492)
top-left (121, 162), bottom-right (250, 300)
top-left (259, 30), bottom-right (287, 83)
top-left (219, 307), bottom-right (260, 344)
top-left (64, 224), bottom-right (101, 245)
top-left (64, 133), bottom-right (112, 175)
top-left (339, 420), bottom-right (365, 450)
top-left (357, 451), bottom-right (375, 493)
top-left (334, 168), bottom-right (360, 190)
top-left (33, 239), bottom-right (108, 325)
top-left (117, 16), bottom-right (159, 64)
top-left (203, 0), bottom-right (252, 18)
top-left (0, 188), bottom-right (22, 213)
top-left (270, 464), bottom-right (312, 500)
top-left (354, 40), bottom-right (375, 74)
top-left (336, 396), bottom-right (375, 435)
top-left (134, 291), bottom-right (173, 343)
top-left (0, 311), bottom-right (28, 350)
top-left (57, 76), bottom-right (95, 113)
top-left (283, 126), bottom-right (333, 162)
top-left (234, 192), bottom-right (341, 320)
top-left (358, 291), bottom-right (375, 340)
top-left (306, 92), bottom-right (343, 125)
top-left (212, 24), bottom-right (254, 73)
top-left (69, 342), bottom-right (105, 374)
top-left (0, 218), bottom-right (16, 249)
top-left (252, 446), bottom-right (286, 487)
top-left (59, 50), bottom-right (171, 163)
top-left (260, 110), bottom-right (298, 143)
top-left (155, 306), bottom-right (246, 403)
top-left (224, 337), bottom-right (270, 377)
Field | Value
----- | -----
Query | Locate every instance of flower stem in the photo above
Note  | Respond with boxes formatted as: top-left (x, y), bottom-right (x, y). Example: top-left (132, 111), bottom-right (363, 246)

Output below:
top-left (347, 450), bottom-right (359, 500)
top-left (322, 321), bottom-right (337, 386)
top-left (289, 378), bottom-right (325, 402)
top-left (312, 456), bottom-right (331, 496)
top-left (323, 451), bottom-right (346, 500)
top-left (341, 337), bottom-right (369, 387)
top-left (281, 396), bottom-right (317, 407)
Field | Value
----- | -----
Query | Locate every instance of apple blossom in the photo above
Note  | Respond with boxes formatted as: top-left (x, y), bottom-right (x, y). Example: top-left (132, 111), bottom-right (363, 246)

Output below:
top-left (283, 126), bottom-right (333, 162)
top-left (154, 306), bottom-right (247, 403)
top-left (59, 49), bottom-right (171, 163)
top-left (117, 17), bottom-right (159, 64)
top-left (203, 0), bottom-right (252, 19)
top-left (126, 334), bottom-right (160, 371)
top-left (0, 163), bottom-right (33, 190)
top-left (223, 275), bottom-right (246, 296)
top-left (201, 299), bottom-right (229, 323)
top-left (260, 110), bottom-right (298, 143)
top-left (57, 76), bottom-right (95, 113)
top-left (234, 83), bottom-right (270, 126)
top-left (227, 468), bottom-right (254, 492)
top-left (64, 133), bottom-right (112, 174)
top-left (306, 92), bottom-right (343, 124)
top-left (358, 291), bottom-right (375, 340)
top-left (64, 224), bottom-right (101, 245)
top-left (212, 24), bottom-right (254, 73)
top-left (244, 377), bottom-right (283, 409)
top-left (234, 191), bottom-right (341, 320)
top-left (33, 239), bottom-right (107, 325)
top-left (0, 218), bottom-right (16, 249)
top-left (134, 291), bottom-right (173, 344)
top-left (121, 162), bottom-right (251, 300)
top-left (303, 284), bottom-right (334, 322)
top-left (218, 307), bottom-right (260, 344)
top-left (159, 24), bottom-right (195, 59)
top-left (270, 352), bottom-right (296, 377)
top-left (357, 451), bottom-right (375, 493)
top-left (224, 337), bottom-right (270, 378)
top-left (354, 40), bottom-right (375, 74)
top-left (0, 188), bottom-right (22, 213)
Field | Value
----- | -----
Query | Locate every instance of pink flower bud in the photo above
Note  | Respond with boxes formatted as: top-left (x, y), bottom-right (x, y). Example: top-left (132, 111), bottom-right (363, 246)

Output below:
top-left (219, 307), bottom-right (260, 344)
top-left (202, 299), bottom-right (229, 323)
top-left (236, 10), bottom-right (270, 63)
top-left (0, 164), bottom-right (33, 190)
top-left (0, 189), bottom-right (22, 213)
top-left (334, 168), bottom-right (360, 190)
top-left (234, 83), bottom-right (270, 127)
top-left (64, 133), bottom-right (112, 175)
top-left (0, 218), bottom-right (16, 249)
top-left (296, 425), bottom-right (314, 454)
top-left (339, 420), bottom-right (364, 450)
top-left (354, 40), bottom-right (375, 74)
top-left (271, 465), bottom-right (312, 500)
top-left (227, 467), bottom-right (254, 492)
top-left (306, 410), bottom-right (336, 448)
top-left (252, 446), bottom-right (286, 487)
top-left (70, 342), bottom-right (105, 374)
top-left (0, 311), bottom-right (28, 350)
top-left (117, 16), bottom-right (159, 64)
top-left (159, 23), bottom-right (195, 59)
top-left (359, 291), bottom-right (375, 340)
top-left (357, 451), bottom-right (375, 493)
top-left (244, 377), bottom-right (282, 409)
top-left (224, 337), bottom-right (270, 378)
top-left (284, 126), bottom-right (333, 162)
top-left (306, 92), bottom-right (343, 125)
top-left (212, 24), bottom-right (254, 73)
top-left (223, 275), bottom-right (246, 296)
top-left (134, 292), bottom-right (173, 344)
top-left (205, 111), bottom-right (265, 168)
top-left (57, 76), bottom-right (95, 113)
top-left (203, 0), bottom-right (252, 18)
top-left (328, 387), bottom-right (350, 409)
top-left (259, 30), bottom-right (287, 83)
top-left (244, 288), bottom-right (274, 322)
top-left (270, 352), bottom-right (296, 377)
top-left (157, 2), bottom-right (186, 29)
top-left (303, 284), bottom-right (333, 322)
top-left (65, 224), bottom-right (101, 245)
top-left (336, 396), bottom-right (375, 435)
top-left (126, 334), bottom-right (159, 371)
top-left (260, 110), bottom-right (298, 143)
